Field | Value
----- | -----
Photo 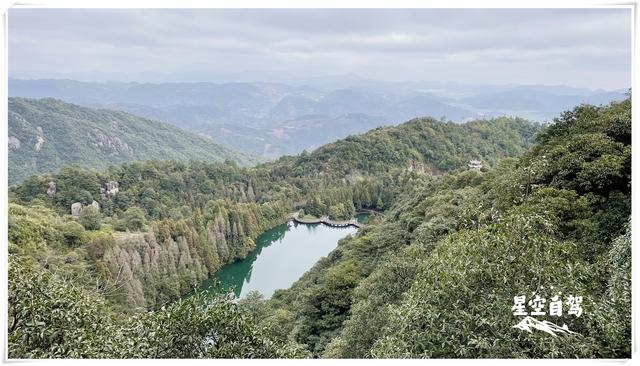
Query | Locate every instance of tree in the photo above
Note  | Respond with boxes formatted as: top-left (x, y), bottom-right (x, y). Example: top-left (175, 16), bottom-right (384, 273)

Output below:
top-left (8, 255), bottom-right (309, 358)
top-left (59, 221), bottom-right (86, 247)
top-left (375, 196), bottom-right (384, 210)
top-left (120, 207), bottom-right (146, 231)
top-left (78, 206), bottom-right (101, 230)
top-left (8, 255), bottom-right (122, 358)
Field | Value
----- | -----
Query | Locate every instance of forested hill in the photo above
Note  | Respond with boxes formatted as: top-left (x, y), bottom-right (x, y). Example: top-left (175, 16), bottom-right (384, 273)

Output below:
top-left (272, 116), bottom-right (539, 177)
top-left (8, 98), bottom-right (255, 185)
top-left (251, 98), bottom-right (631, 358)
top-left (10, 114), bottom-right (542, 227)
top-left (9, 101), bottom-right (596, 358)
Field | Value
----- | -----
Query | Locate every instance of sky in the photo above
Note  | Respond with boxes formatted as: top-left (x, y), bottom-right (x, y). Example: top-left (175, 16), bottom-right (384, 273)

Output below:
top-left (8, 8), bottom-right (632, 90)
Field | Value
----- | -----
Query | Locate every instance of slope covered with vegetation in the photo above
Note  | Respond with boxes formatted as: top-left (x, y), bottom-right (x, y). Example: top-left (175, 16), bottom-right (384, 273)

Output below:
top-left (244, 98), bottom-right (631, 358)
top-left (8, 98), bottom-right (254, 185)
top-left (10, 113), bottom-right (537, 311)
top-left (8, 97), bottom-right (631, 358)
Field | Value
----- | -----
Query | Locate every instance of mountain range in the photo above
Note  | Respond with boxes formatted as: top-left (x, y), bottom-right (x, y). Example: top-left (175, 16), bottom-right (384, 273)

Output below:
top-left (9, 78), bottom-right (627, 158)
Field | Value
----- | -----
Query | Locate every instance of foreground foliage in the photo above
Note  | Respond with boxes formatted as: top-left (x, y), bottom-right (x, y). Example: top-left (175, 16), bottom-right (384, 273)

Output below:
top-left (8, 255), bottom-right (308, 358)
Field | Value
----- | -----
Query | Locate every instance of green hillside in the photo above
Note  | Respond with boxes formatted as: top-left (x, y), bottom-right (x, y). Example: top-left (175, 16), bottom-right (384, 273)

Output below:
top-left (7, 99), bottom-right (630, 358)
top-left (269, 115), bottom-right (539, 177)
top-left (8, 98), bottom-right (255, 185)
top-left (254, 98), bottom-right (631, 358)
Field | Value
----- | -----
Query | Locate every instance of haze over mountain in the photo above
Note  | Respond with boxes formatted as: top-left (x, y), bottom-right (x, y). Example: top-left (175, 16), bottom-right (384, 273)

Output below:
top-left (8, 97), bottom-right (254, 185)
top-left (9, 78), bottom-right (627, 159)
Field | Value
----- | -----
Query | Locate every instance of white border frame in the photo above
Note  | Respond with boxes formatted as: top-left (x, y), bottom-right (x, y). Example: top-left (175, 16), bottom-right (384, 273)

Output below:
top-left (0, 1), bottom-right (636, 365)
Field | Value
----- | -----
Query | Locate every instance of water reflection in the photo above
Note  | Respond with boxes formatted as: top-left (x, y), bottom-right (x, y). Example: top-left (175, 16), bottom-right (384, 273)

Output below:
top-left (199, 220), bottom-right (358, 298)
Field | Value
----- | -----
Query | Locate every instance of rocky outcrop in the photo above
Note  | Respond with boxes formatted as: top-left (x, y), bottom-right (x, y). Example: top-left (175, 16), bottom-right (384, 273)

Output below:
top-left (46, 181), bottom-right (56, 198)
top-left (8, 136), bottom-right (21, 151)
top-left (100, 181), bottom-right (120, 197)
top-left (71, 202), bottom-right (82, 217)
top-left (88, 129), bottom-right (130, 155)
top-left (71, 200), bottom-right (100, 217)
top-left (34, 127), bottom-right (45, 152)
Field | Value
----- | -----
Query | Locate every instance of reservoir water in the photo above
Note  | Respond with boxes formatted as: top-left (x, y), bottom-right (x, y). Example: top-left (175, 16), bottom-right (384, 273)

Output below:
top-left (200, 215), bottom-right (367, 299)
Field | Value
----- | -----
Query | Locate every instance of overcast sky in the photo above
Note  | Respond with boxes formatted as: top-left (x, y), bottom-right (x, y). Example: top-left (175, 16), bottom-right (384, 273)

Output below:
top-left (8, 8), bottom-right (632, 90)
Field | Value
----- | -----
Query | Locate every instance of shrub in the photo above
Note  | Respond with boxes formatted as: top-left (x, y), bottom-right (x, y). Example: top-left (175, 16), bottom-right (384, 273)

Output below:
top-left (78, 206), bottom-right (101, 230)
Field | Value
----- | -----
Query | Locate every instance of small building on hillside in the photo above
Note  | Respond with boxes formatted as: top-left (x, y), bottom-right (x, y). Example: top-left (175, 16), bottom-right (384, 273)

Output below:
top-left (468, 160), bottom-right (483, 172)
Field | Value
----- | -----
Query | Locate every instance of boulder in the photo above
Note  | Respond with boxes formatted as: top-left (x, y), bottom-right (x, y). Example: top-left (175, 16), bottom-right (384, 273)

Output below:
top-left (46, 181), bottom-right (56, 198)
top-left (71, 202), bottom-right (82, 217)
top-left (100, 181), bottom-right (120, 197)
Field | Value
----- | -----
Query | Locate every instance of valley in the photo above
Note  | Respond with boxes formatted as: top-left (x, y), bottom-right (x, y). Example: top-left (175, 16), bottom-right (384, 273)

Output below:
top-left (7, 96), bottom-right (631, 358)
top-left (6, 6), bottom-right (632, 361)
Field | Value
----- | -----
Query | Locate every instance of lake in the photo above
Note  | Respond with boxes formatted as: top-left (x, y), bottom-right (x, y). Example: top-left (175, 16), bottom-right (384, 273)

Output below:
top-left (199, 216), bottom-right (365, 299)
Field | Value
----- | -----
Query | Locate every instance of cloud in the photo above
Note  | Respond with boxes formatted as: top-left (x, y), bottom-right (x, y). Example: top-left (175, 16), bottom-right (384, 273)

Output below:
top-left (8, 8), bottom-right (631, 89)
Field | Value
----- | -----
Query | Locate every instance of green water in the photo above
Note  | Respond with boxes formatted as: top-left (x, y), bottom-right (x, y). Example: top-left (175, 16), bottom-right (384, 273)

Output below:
top-left (355, 212), bottom-right (369, 223)
top-left (200, 220), bottom-right (359, 299)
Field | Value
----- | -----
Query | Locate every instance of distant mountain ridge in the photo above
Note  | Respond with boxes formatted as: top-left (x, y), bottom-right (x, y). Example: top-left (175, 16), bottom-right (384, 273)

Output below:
top-left (8, 97), bottom-right (255, 185)
top-left (9, 78), bottom-right (627, 158)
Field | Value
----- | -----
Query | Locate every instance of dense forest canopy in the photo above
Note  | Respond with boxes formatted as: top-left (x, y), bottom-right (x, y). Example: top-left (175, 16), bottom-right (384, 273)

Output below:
top-left (249, 98), bottom-right (631, 358)
top-left (7, 97), bottom-right (631, 358)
